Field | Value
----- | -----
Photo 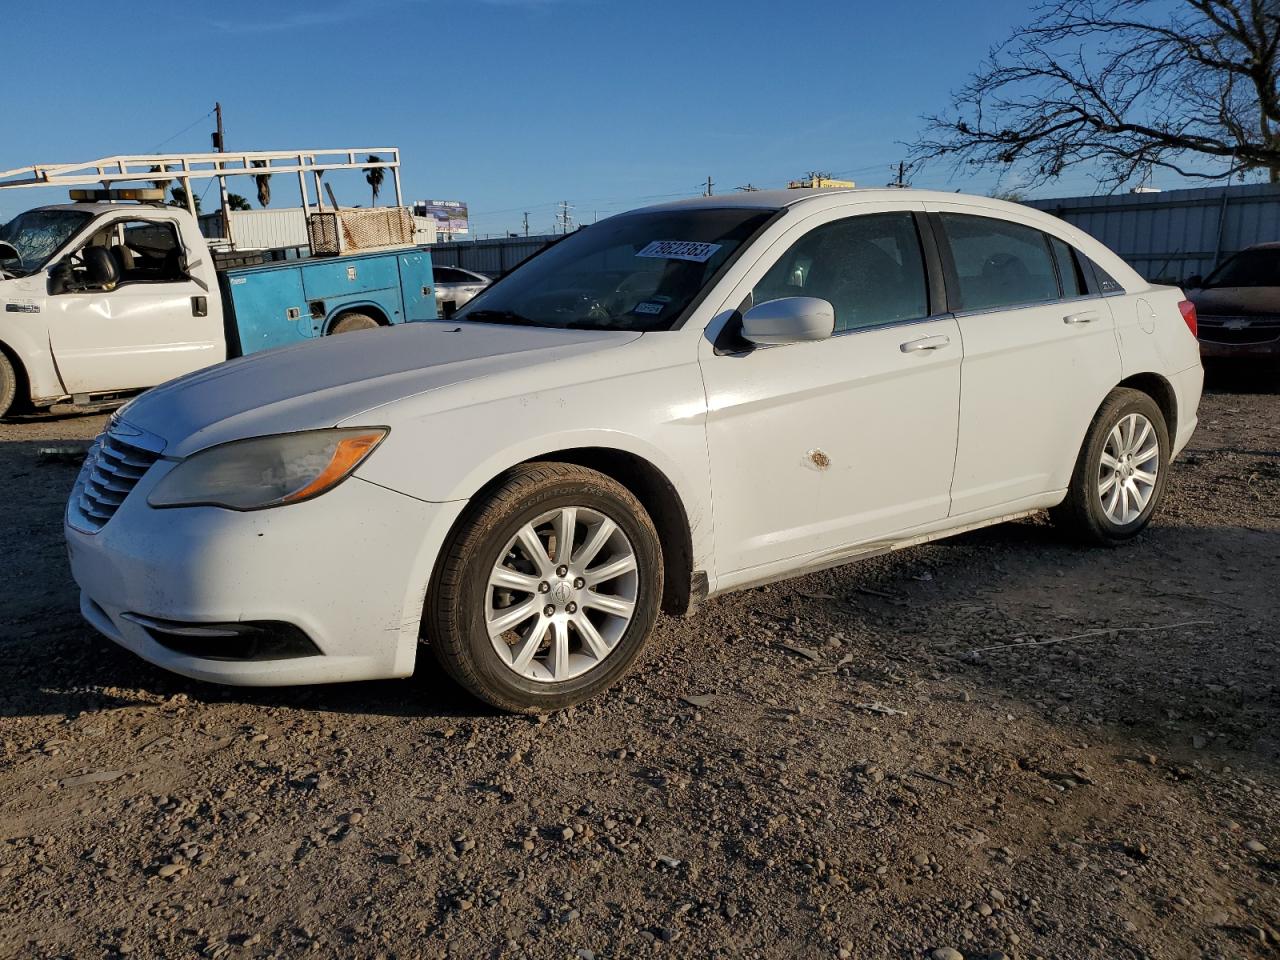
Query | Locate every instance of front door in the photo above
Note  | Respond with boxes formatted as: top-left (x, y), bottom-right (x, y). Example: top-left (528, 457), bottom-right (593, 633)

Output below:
top-left (47, 216), bottom-right (222, 394)
top-left (699, 206), bottom-right (962, 578)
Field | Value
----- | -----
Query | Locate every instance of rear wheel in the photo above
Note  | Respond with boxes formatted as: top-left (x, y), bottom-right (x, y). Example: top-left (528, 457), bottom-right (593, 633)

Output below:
top-left (0, 352), bottom-right (17, 419)
top-left (427, 462), bottom-right (663, 712)
top-left (328, 311), bottom-right (380, 335)
top-left (1051, 388), bottom-right (1169, 545)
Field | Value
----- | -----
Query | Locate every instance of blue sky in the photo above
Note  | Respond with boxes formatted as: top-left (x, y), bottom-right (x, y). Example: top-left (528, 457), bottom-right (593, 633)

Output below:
top-left (0, 0), bottom-right (1227, 236)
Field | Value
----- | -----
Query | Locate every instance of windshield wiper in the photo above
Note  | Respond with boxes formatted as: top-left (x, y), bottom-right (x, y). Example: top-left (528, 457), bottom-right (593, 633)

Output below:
top-left (460, 309), bottom-right (557, 328)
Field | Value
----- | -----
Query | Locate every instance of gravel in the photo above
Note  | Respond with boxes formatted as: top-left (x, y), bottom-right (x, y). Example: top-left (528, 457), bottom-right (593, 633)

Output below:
top-left (1, 368), bottom-right (1277, 958)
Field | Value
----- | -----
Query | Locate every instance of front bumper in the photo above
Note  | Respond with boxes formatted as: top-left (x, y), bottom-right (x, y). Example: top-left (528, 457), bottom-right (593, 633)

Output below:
top-left (65, 461), bottom-right (466, 686)
top-left (1198, 337), bottom-right (1280, 359)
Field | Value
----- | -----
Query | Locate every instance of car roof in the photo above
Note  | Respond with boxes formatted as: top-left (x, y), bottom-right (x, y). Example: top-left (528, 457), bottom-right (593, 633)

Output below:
top-left (631, 186), bottom-right (1025, 214)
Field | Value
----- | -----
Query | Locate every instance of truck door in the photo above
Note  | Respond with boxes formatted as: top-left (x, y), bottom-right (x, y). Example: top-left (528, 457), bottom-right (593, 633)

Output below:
top-left (398, 251), bottom-right (439, 322)
top-left (46, 216), bottom-right (223, 394)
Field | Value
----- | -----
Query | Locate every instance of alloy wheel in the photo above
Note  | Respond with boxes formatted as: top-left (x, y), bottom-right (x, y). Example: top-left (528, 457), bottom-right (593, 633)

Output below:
top-left (1097, 412), bottom-right (1160, 525)
top-left (485, 506), bottom-right (639, 682)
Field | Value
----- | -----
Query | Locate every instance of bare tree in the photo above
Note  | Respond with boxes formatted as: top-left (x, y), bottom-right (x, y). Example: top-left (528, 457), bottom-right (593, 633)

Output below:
top-left (909, 0), bottom-right (1280, 188)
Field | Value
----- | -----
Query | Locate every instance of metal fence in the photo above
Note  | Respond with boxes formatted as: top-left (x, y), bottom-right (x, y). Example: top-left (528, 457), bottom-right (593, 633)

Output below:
top-left (427, 234), bottom-right (559, 278)
top-left (1025, 182), bottom-right (1280, 284)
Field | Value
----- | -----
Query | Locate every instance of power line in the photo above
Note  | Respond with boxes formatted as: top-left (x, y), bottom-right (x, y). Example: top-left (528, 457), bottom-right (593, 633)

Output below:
top-left (150, 107), bottom-right (217, 153)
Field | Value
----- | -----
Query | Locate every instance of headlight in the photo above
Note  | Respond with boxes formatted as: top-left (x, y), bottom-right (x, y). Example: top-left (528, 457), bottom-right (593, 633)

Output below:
top-left (148, 428), bottom-right (387, 510)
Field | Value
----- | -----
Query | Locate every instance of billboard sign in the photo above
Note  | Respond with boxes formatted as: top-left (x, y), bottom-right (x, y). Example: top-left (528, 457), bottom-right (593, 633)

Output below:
top-left (414, 200), bottom-right (469, 236)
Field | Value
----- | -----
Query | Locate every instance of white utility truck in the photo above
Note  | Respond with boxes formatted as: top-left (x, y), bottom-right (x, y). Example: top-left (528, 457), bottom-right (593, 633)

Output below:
top-left (0, 149), bottom-right (435, 418)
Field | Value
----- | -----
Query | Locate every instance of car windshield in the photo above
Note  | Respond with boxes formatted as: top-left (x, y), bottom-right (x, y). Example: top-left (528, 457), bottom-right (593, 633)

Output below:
top-left (455, 208), bottom-right (776, 331)
top-left (0, 208), bottom-right (93, 276)
top-left (1203, 248), bottom-right (1280, 288)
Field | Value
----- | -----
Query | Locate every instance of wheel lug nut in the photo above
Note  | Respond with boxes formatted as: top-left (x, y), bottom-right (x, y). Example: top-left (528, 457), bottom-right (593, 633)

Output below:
top-left (556, 565), bottom-right (569, 577)
top-left (573, 577), bottom-right (585, 589)
top-left (566, 602), bottom-right (577, 614)
top-left (543, 604), bottom-right (555, 617)
top-left (538, 581), bottom-right (550, 593)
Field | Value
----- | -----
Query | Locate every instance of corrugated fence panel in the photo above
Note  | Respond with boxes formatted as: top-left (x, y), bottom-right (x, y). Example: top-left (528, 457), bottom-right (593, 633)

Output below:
top-left (1026, 182), bottom-right (1280, 283)
top-left (426, 234), bottom-right (559, 277)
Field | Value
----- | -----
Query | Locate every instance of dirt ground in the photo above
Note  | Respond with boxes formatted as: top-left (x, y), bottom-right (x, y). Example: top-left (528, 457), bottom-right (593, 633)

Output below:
top-left (1, 365), bottom-right (1277, 960)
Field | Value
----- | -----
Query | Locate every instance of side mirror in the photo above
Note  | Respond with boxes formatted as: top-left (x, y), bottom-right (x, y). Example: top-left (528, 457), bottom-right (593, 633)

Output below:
top-left (1185, 274), bottom-right (1204, 289)
top-left (741, 296), bottom-right (835, 346)
top-left (0, 240), bottom-right (19, 264)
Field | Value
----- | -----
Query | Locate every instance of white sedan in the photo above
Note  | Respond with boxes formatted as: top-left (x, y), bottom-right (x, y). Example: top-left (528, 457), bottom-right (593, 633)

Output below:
top-left (65, 189), bottom-right (1203, 712)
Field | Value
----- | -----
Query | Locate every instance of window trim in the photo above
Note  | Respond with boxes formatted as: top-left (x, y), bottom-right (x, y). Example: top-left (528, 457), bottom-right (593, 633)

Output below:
top-left (929, 211), bottom-right (1115, 316)
top-left (749, 208), bottom-right (937, 336)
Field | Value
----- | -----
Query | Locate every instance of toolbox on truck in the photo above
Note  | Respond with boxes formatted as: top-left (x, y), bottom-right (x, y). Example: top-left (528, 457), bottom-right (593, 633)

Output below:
top-left (221, 247), bottom-right (437, 357)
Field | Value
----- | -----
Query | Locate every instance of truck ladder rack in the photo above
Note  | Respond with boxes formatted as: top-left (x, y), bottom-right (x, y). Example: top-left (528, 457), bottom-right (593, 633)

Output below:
top-left (0, 148), bottom-right (404, 240)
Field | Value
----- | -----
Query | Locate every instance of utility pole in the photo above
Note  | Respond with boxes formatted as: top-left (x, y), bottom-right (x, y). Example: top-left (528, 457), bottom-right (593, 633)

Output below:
top-left (522, 211), bottom-right (529, 237)
top-left (889, 161), bottom-right (910, 188)
top-left (558, 201), bottom-right (573, 234)
top-left (704, 175), bottom-right (714, 197)
top-left (213, 102), bottom-right (233, 245)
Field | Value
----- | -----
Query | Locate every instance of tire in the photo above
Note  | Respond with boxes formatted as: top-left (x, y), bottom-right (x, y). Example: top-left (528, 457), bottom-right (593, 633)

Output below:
top-left (0, 351), bottom-right (16, 419)
top-left (1051, 387), bottom-right (1170, 545)
top-left (427, 462), bottom-right (664, 713)
top-left (328, 311), bottom-right (380, 335)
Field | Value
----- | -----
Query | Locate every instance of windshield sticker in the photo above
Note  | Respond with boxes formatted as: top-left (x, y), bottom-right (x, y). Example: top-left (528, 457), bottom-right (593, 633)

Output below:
top-left (633, 301), bottom-right (665, 316)
top-left (635, 240), bottom-right (722, 263)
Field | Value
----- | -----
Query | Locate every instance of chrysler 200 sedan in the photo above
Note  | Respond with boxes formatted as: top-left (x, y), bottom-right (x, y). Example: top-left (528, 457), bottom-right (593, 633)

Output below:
top-left (65, 189), bottom-right (1203, 712)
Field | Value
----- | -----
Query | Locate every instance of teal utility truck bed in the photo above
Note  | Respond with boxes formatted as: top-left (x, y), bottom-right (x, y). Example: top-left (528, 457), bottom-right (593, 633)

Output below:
top-left (220, 247), bottom-right (437, 356)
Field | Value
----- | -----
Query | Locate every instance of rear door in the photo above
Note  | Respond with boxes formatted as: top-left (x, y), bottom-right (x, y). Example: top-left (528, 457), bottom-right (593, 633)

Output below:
top-left (47, 216), bottom-right (222, 394)
top-left (928, 206), bottom-right (1121, 515)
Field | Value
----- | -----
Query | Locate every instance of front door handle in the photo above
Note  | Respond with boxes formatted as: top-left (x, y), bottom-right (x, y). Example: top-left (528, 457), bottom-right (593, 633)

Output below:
top-left (900, 334), bottom-right (951, 353)
top-left (1064, 310), bottom-right (1100, 325)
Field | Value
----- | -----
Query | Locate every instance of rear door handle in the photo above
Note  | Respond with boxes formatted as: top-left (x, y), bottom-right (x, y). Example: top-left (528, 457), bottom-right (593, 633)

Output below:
top-left (1063, 310), bottom-right (1100, 325)
top-left (900, 334), bottom-right (951, 353)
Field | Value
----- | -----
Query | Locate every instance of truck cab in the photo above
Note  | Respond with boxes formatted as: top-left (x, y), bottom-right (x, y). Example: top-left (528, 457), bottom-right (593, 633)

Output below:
top-left (0, 188), bottom-right (435, 417)
top-left (0, 198), bottom-right (225, 414)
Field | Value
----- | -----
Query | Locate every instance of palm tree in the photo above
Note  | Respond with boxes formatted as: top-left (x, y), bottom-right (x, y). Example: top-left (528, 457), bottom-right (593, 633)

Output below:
top-left (250, 159), bottom-right (271, 208)
top-left (228, 193), bottom-right (251, 211)
top-left (149, 165), bottom-right (172, 192)
top-left (364, 155), bottom-right (385, 207)
top-left (169, 186), bottom-right (201, 214)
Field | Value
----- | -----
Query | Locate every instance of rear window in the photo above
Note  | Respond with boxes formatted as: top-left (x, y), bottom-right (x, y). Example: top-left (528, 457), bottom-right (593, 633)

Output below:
top-left (938, 213), bottom-right (1060, 311)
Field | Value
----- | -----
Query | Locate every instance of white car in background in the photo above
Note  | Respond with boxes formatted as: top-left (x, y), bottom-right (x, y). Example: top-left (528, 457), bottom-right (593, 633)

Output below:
top-left (432, 264), bottom-right (490, 316)
top-left (65, 189), bottom-right (1203, 712)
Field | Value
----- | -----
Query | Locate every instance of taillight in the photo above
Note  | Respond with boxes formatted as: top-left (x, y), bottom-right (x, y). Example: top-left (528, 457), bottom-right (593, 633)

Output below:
top-left (1178, 300), bottom-right (1198, 338)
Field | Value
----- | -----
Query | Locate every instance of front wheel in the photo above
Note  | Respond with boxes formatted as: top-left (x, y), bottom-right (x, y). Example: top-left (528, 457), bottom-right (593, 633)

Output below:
top-left (427, 463), bottom-right (663, 712)
top-left (0, 352), bottom-right (15, 419)
top-left (1051, 387), bottom-right (1170, 545)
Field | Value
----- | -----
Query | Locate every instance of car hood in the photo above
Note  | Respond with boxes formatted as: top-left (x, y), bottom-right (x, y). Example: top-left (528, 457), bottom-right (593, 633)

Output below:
top-left (1189, 286), bottom-right (1280, 316)
top-left (118, 321), bottom-right (641, 457)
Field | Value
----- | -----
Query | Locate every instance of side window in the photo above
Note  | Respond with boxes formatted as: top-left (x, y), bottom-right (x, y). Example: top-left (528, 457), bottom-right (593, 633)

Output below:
top-left (435, 266), bottom-right (468, 283)
top-left (1049, 236), bottom-right (1086, 298)
top-left (939, 213), bottom-right (1060, 311)
top-left (116, 220), bottom-right (186, 283)
top-left (751, 212), bottom-right (929, 333)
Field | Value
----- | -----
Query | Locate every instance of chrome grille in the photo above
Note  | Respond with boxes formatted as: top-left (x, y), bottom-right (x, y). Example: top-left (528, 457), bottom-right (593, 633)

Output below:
top-left (69, 425), bottom-right (163, 533)
top-left (1198, 314), bottom-right (1280, 345)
